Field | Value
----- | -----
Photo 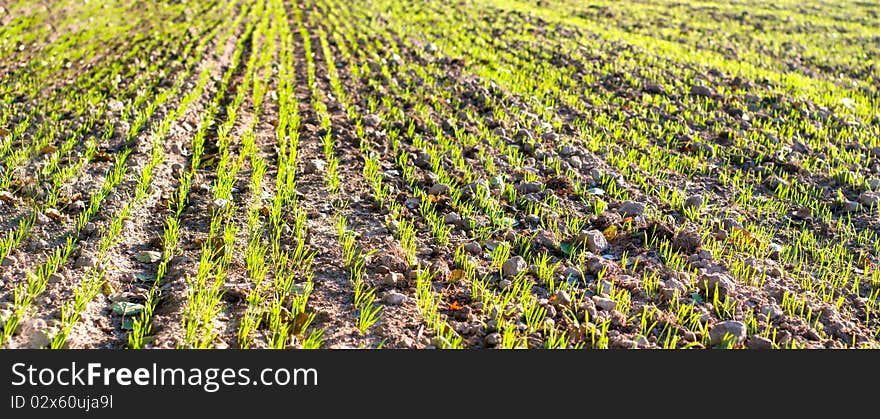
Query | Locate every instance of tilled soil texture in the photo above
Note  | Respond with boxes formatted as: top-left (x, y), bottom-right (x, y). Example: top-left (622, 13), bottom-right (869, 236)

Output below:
top-left (1, 0), bottom-right (879, 350)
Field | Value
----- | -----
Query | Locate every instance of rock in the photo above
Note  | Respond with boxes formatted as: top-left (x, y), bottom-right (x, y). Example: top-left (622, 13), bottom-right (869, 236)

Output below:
top-left (48, 272), bottom-right (64, 283)
top-left (502, 256), bottom-right (527, 278)
top-left (135, 250), bottom-right (162, 263)
top-left (0, 190), bottom-right (14, 203)
top-left (381, 272), bottom-right (404, 287)
top-left (747, 336), bottom-right (774, 350)
top-left (497, 279), bottom-right (512, 290)
top-left (859, 191), bottom-right (880, 207)
top-left (1, 255), bottom-right (17, 267)
top-left (530, 229), bottom-right (557, 250)
top-left (463, 241), bottom-right (482, 255)
top-left (644, 83), bottom-right (664, 94)
top-left (21, 319), bottom-right (51, 349)
top-left (672, 230), bottom-right (703, 253)
top-left (563, 267), bottom-right (583, 283)
top-left (593, 296), bottom-right (617, 311)
top-left (578, 230), bottom-right (608, 253)
top-left (363, 114), bottom-right (381, 127)
top-left (428, 183), bottom-right (450, 196)
top-left (444, 212), bottom-right (463, 226)
top-left (866, 179), bottom-right (880, 191)
top-left (551, 290), bottom-right (572, 308)
top-left (684, 194), bottom-right (704, 209)
top-left (697, 271), bottom-right (735, 298)
top-left (618, 201), bottom-right (645, 217)
top-left (840, 199), bottom-right (860, 213)
top-left (661, 278), bottom-right (688, 300)
top-left (304, 159), bottom-right (326, 174)
top-left (75, 254), bottom-right (97, 268)
top-left (872, 146), bottom-right (880, 159)
top-left (691, 85), bottom-right (715, 97)
top-left (82, 222), bottom-right (98, 236)
top-left (484, 333), bottom-right (502, 346)
top-left (382, 291), bottom-right (406, 306)
top-left (763, 175), bottom-right (789, 190)
top-left (709, 321), bottom-right (747, 346)
top-left (760, 305), bottom-right (783, 321)
top-left (515, 181), bottom-right (542, 194)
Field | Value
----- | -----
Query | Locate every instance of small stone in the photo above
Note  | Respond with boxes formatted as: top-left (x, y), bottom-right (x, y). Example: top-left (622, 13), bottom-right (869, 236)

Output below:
top-left (428, 183), bottom-right (450, 196)
top-left (747, 336), bottom-right (774, 350)
top-left (484, 333), bottom-right (502, 346)
top-left (872, 146), bottom-right (880, 159)
top-left (498, 279), bottom-right (513, 290)
top-left (381, 272), bottom-right (404, 287)
top-left (1, 255), bottom-right (17, 267)
top-left (48, 272), bottom-right (64, 283)
top-left (515, 181), bottom-right (542, 194)
top-left (859, 191), bottom-right (880, 207)
top-left (643, 83), bottom-right (664, 94)
top-left (170, 163), bottom-right (184, 175)
top-left (597, 279), bottom-right (614, 296)
top-left (530, 229), bottom-right (557, 250)
top-left (618, 201), bottom-right (646, 217)
top-left (578, 230), bottom-right (608, 253)
top-left (382, 291), bottom-right (406, 306)
top-left (363, 114), bottom-right (381, 127)
top-left (551, 290), bottom-right (572, 308)
top-left (444, 212), bottom-right (463, 226)
top-left (691, 85), bottom-right (715, 97)
top-left (672, 230), bottom-right (703, 254)
top-left (135, 250), bottom-right (162, 263)
top-left (866, 179), bottom-right (880, 191)
top-left (840, 199), bottom-right (860, 213)
top-left (304, 159), bottom-right (326, 174)
top-left (697, 272), bottom-right (735, 298)
top-left (760, 305), bottom-right (784, 321)
top-left (83, 222), bottom-right (98, 236)
top-left (709, 320), bottom-right (747, 346)
top-left (502, 256), bottom-right (527, 278)
top-left (21, 319), bottom-right (51, 349)
top-left (0, 190), bottom-right (14, 203)
top-left (75, 254), bottom-right (97, 268)
top-left (593, 296), bottom-right (617, 311)
top-left (684, 194), bottom-right (704, 209)
top-left (463, 242), bottom-right (482, 255)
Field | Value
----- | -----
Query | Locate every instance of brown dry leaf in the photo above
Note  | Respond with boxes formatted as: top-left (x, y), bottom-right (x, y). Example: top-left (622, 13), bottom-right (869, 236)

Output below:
top-left (449, 269), bottom-right (465, 282)
top-left (40, 144), bottom-right (58, 155)
top-left (292, 312), bottom-right (311, 335)
top-left (448, 301), bottom-right (464, 311)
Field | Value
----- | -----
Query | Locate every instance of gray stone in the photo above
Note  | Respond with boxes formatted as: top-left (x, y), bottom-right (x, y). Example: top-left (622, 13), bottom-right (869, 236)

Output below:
top-left (515, 181), bottom-right (542, 194)
top-left (48, 272), bottom-right (64, 284)
top-left (502, 256), bottom-right (527, 278)
top-left (747, 336), bottom-right (774, 350)
top-left (484, 333), bottom-right (502, 346)
top-left (382, 291), bottom-right (406, 306)
top-left (684, 194), bottom-right (704, 209)
top-left (381, 272), bottom-right (404, 287)
top-left (75, 254), bottom-right (97, 268)
top-left (1, 255), bottom-right (17, 267)
top-left (304, 159), bottom-right (326, 174)
top-left (618, 201), bottom-right (646, 217)
top-left (578, 229), bottom-right (608, 253)
top-left (551, 290), bottom-right (572, 309)
top-left (444, 212), bottom-right (463, 226)
top-left (697, 271), bottom-right (736, 298)
top-left (709, 321), bottom-right (747, 346)
top-left (428, 183), bottom-right (450, 196)
top-left (363, 114), bottom-right (381, 127)
top-left (866, 179), bottom-right (880, 191)
top-left (463, 242), bottom-right (482, 255)
top-left (859, 191), bottom-right (880, 207)
top-left (21, 319), bottom-right (51, 349)
top-left (593, 296), bottom-right (617, 311)
top-left (691, 85), bottom-right (716, 97)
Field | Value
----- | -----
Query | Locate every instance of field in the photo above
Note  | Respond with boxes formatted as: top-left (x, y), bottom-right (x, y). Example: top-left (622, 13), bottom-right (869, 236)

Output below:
top-left (0, 0), bottom-right (878, 350)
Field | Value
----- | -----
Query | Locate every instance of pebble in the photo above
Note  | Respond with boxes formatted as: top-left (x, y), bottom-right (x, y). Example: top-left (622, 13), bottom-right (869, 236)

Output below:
top-left (497, 279), bottom-right (513, 290)
top-left (463, 241), bottom-right (482, 255)
top-left (135, 250), bottom-right (162, 263)
top-left (866, 179), bottom-right (880, 190)
top-left (444, 212), bottom-right (463, 226)
top-left (21, 319), bottom-right (51, 349)
top-left (709, 321), bottom-right (747, 346)
top-left (747, 336), bottom-right (774, 350)
top-left (684, 194), bottom-right (704, 209)
top-left (593, 296), bottom-right (617, 311)
top-left (840, 199), bottom-right (860, 212)
top-left (515, 181), bottom-right (542, 194)
top-left (551, 290), bottom-right (572, 309)
top-left (672, 230), bottom-right (703, 253)
top-left (530, 229), bottom-right (557, 250)
top-left (502, 256), bottom-right (527, 278)
top-left (0, 190), bottom-right (14, 203)
top-left (578, 229), bottom-right (608, 253)
top-left (48, 272), bottom-right (64, 283)
top-left (1, 255), bottom-right (17, 267)
top-left (859, 191), bottom-right (880, 207)
top-left (382, 291), bottom-right (406, 306)
top-left (304, 159), bottom-right (326, 174)
top-left (597, 279), bottom-right (614, 296)
top-left (617, 201), bottom-right (645, 217)
top-left (484, 333), bottom-right (502, 346)
top-left (75, 254), bottom-right (97, 268)
top-left (872, 146), bottom-right (880, 159)
top-left (363, 114), bottom-right (381, 127)
top-left (428, 183), bottom-right (450, 196)
top-left (697, 271), bottom-right (735, 298)
top-left (691, 85), bottom-right (715, 97)
top-left (381, 272), bottom-right (404, 287)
